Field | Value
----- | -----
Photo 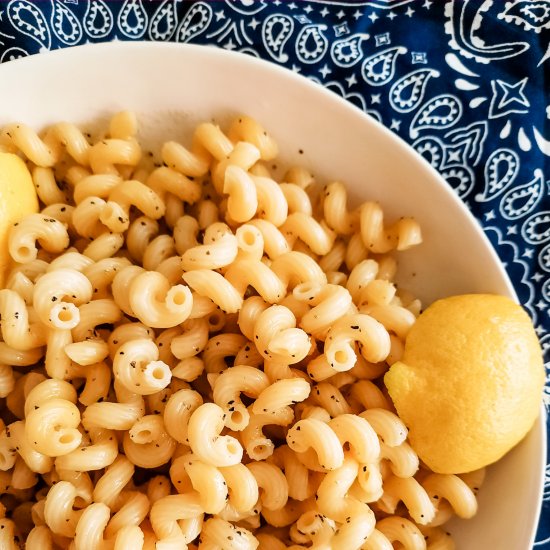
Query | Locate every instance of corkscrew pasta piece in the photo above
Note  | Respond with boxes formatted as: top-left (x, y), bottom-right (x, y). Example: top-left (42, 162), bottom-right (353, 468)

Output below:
top-left (181, 224), bottom-right (238, 271)
top-left (72, 298), bottom-right (122, 341)
top-left (92, 454), bottom-right (134, 508)
top-left (72, 174), bottom-right (122, 204)
top-left (327, 414), bottom-right (380, 464)
top-left (360, 201), bottom-right (422, 253)
top-left (162, 139), bottom-right (211, 178)
top-left (253, 305), bottom-right (311, 365)
top-left (223, 165), bottom-right (258, 223)
top-left (270, 444), bottom-right (320, 502)
top-left (32, 166), bottom-right (68, 206)
top-left (309, 382), bottom-right (353, 418)
top-left (379, 474), bottom-right (436, 525)
top-left (182, 269), bottom-right (243, 314)
top-left (4, 271), bottom-right (36, 306)
top-left (252, 378), bottom-right (311, 415)
top-left (281, 212), bottom-right (337, 256)
top-left (8, 213), bottom-right (69, 264)
top-left (0, 289), bottom-right (47, 350)
top-left (163, 389), bottom-right (203, 445)
top-left (128, 270), bottom-right (193, 328)
top-left (378, 439), bottom-right (420, 479)
top-left (187, 403), bottom-right (243, 467)
top-left (359, 408), bottom-right (408, 447)
top-left (213, 366), bottom-right (270, 430)
top-left (252, 174), bottom-right (289, 227)
top-left (123, 415), bottom-right (177, 469)
top-left (71, 196), bottom-right (111, 238)
top-left (247, 461), bottom-right (289, 511)
top-left (0, 123), bottom-right (58, 166)
top-left (149, 492), bottom-right (203, 542)
top-left (225, 259), bottom-right (286, 303)
top-left (322, 181), bottom-right (360, 235)
top-left (421, 473), bottom-right (478, 519)
top-left (371, 516), bottom-right (427, 550)
top-left (286, 418), bottom-right (345, 471)
top-left (294, 282), bottom-right (354, 338)
top-left (202, 333), bottom-right (248, 373)
top-left (113, 338), bottom-right (171, 396)
top-left (349, 379), bottom-right (393, 410)
top-left (147, 166), bottom-right (202, 204)
top-left (105, 490), bottom-right (151, 548)
top-left (43, 480), bottom-right (82, 538)
top-left (82, 380), bottom-right (144, 431)
top-left (26, 525), bottom-right (54, 550)
top-left (241, 406), bottom-right (294, 461)
top-left (0, 365), bottom-right (15, 399)
top-left (64, 340), bottom-right (110, 366)
top-left (169, 318), bottom-right (209, 361)
top-left (249, 219), bottom-right (291, 259)
top-left (54, 427), bottom-right (118, 472)
top-left (24, 383), bottom-right (82, 457)
top-left (360, 303), bottom-right (417, 340)
top-left (32, 268), bottom-right (92, 329)
top-left (324, 313), bottom-right (391, 372)
top-left (316, 456), bottom-right (376, 547)
top-left (88, 137), bottom-right (141, 175)
top-left (270, 251), bottom-right (327, 288)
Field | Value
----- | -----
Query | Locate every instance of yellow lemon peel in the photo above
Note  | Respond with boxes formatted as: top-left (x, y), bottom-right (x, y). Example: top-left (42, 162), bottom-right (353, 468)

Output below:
top-left (0, 152), bottom-right (39, 287)
top-left (384, 293), bottom-right (545, 474)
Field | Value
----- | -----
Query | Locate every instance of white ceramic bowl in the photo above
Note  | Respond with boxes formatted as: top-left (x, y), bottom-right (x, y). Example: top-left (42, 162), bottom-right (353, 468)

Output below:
top-left (0, 42), bottom-right (545, 548)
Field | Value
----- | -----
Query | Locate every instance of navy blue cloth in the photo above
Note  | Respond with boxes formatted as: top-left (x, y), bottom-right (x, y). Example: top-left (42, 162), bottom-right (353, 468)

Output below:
top-left (0, 0), bottom-right (548, 545)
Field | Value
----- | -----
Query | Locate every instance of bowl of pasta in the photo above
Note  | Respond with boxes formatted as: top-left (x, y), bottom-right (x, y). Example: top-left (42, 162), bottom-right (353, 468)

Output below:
top-left (0, 42), bottom-right (545, 549)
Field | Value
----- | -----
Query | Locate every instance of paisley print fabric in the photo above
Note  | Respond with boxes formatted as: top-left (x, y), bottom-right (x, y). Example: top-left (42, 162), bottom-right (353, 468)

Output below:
top-left (0, 0), bottom-right (548, 544)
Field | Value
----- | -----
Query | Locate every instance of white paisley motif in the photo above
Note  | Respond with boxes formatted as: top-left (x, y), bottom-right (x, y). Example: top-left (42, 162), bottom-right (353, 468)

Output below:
top-left (50, 0), bottom-right (82, 45)
top-left (7, 0), bottom-right (51, 50)
top-left (521, 211), bottom-right (550, 245)
top-left (389, 68), bottom-right (440, 113)
top-left (296, 24), bottom-right (329, 64)
top-left (500, 169), bottom-right (545, 221)
top-left (414, 136), bottom-right (446, 169)
top-left (117, 0), bottom-right (148, 39)
top-left (330, 33), bottom-right (369, 68)
top-left (262, 13), bottom-right (294, 63)
top-left (360, 46), bottom-right (407, 86)
top-left (498, 0), bottom-right (550, 33)
top-left (409, 94), bottom-right (463, 139)
top-left (148, 0), bottom-right (178, 41)
top-left (83, 0), bottom-right (113, 39)
top-left (176, 2), bottom-right (212, 43)
top-left (476, 148), bottom-right (520, 202)
top-left (0, 46), bottom-right (27, 62)
top-left (441, 165), bottom-right (475, 198)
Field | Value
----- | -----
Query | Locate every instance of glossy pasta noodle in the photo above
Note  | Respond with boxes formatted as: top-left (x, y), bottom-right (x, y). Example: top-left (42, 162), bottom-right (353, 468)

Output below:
top-left (0, 111), bottom-right (482, 549)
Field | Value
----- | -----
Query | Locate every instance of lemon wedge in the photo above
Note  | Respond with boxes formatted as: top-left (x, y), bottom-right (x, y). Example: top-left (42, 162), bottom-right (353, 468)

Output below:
top-left (0, 152), bottom-right (39, 287)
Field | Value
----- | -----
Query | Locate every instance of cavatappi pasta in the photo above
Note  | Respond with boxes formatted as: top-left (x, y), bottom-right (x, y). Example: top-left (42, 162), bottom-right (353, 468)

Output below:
top-left (0, 112), bottom-right (482, 549)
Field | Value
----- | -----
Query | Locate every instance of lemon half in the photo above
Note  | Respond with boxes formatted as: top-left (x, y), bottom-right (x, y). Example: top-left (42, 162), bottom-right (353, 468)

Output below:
top-left (384, 294), bottom-right (545, 474)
